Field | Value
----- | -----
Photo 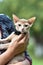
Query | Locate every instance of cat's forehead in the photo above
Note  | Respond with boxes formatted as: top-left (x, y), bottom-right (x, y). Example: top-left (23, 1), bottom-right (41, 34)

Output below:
top-left (18, 19), bottom-right (28, 23)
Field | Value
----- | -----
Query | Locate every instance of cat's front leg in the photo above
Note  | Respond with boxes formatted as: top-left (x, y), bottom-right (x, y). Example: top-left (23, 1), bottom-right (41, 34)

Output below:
top-left (0, 38), bottom-right (8, 43)
top-left (0, 43), bottom-right (10, 49)
top-left (0, 32), bottom-right (14, 43)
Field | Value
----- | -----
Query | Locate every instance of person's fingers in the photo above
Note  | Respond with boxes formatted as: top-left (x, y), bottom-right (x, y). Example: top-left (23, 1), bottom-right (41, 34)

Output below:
top-left (10, 34), bottom-right (25, 46)
top-left (17, 34), bottom-right (25, 42)
top-left (19, 33), bottom-right (29, 44)
top-left (25, 33), bottom-right (29, 43)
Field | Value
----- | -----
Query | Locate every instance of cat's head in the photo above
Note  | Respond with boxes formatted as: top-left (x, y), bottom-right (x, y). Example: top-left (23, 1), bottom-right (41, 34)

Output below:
top-left (12, 14), bottom-right (36, 33)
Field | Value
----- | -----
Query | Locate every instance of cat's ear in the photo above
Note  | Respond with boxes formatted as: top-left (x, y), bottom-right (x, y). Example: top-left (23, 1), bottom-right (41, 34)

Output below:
top-left (12, 14), bottom-right (19, 23)
top-left (28, 17), bottom-right (36, 27)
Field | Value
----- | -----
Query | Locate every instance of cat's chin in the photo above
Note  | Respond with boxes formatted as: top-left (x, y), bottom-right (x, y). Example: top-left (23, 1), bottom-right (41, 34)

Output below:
top-left (21, 32), bottom-right (27, 34)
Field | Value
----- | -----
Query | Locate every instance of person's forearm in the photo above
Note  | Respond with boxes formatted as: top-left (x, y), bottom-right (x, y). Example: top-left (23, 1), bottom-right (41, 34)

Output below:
top-left (0, 43), bottom-right (25, 65)
top-left (0, 46), bottom-right (15, 65)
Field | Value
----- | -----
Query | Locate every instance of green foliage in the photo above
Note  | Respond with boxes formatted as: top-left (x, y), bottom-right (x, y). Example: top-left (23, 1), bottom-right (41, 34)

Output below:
top-left (0, 0), bottom-right (43, 36)
top-left (28, 44), bottom-right (43, 65)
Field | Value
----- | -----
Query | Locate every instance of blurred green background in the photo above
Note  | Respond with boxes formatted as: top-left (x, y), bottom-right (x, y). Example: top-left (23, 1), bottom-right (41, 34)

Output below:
top-left (0, 0), bottom-right (43, 65)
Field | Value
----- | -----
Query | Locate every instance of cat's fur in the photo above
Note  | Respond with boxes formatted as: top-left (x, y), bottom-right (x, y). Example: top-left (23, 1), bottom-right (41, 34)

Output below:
top-left (0, 14), bottom-right (36, 64)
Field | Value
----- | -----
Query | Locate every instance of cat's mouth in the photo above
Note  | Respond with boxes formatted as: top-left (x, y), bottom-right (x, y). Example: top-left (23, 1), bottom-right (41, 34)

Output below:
top-left (21, 31), bottom-right (27, 34)
top-left (21, 32), bottom-right (27, 34)
top-left (15, 28), bottom-right (27, 35)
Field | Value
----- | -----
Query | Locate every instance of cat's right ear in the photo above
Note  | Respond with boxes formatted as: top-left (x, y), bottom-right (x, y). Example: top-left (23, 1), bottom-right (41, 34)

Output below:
top-left (28, 17), bottom-right (36, 27)
top-left (12, 14), bottom-right (19, 23)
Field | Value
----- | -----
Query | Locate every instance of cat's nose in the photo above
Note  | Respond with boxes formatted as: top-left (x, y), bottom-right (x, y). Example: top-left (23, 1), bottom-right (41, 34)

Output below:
top-left (22, 28), bottom-right (24, 31)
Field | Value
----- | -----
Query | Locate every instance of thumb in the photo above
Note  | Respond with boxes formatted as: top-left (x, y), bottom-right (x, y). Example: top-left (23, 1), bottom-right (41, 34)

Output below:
top-left (17, 34), bottom-right (25, 42)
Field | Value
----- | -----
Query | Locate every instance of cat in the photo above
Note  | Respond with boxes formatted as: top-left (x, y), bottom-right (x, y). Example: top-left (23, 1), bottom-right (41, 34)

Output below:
top-left (0, 14), bottom-right (36, 64)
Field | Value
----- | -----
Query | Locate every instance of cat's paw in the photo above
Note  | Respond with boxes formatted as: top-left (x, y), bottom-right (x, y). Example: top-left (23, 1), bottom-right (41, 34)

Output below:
top-left (0, 39), bottom-right (2, 42)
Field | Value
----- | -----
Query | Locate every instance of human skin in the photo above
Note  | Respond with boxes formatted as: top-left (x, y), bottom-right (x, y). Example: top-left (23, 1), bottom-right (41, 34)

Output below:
top-left (0, 34), bottom-right (30, 65)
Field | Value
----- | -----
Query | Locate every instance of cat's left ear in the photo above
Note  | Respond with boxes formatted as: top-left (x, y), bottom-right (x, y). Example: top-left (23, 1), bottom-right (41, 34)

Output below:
top-left (12, 14), bottom-right (19, 23)
top-left (28, 17), bottom-right (36, 27)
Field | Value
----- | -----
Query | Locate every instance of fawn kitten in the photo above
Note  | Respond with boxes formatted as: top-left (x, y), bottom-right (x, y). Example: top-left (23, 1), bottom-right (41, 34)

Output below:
top-left (0, 14), bottom-right (36, 64)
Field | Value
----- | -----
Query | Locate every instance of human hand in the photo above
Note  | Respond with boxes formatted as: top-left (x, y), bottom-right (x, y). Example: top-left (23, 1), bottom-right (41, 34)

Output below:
top-left (9, 33), bottom-right (29, 55)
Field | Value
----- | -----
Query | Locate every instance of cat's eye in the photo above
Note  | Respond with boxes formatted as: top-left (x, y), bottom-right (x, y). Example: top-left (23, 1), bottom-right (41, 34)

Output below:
top-left (24, 25), bottom-right (28, 27)
top-left (18, 24), bottom-right (21, 26)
